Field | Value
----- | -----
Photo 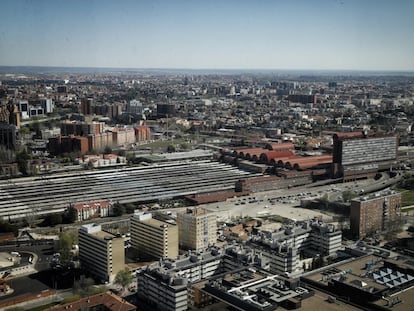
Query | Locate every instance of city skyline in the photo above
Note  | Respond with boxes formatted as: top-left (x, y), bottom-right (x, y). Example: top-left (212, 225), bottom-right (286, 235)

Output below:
top-left (1, 0), bottom-right (414, 71)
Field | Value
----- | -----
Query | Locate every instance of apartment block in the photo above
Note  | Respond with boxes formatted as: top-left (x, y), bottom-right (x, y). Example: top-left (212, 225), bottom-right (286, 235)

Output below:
top-left (350, 190), bottom-right (401, 238)
top-left (177, 207), bottom-right (217, 251)
top-left (130, 212), bottom-right (178, 260)
top-left (78, 223), bottom-right (124, 283)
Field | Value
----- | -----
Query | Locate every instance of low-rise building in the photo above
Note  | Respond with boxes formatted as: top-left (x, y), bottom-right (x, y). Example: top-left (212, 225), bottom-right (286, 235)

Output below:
top-left (72, 200), bottom-right (114, 221)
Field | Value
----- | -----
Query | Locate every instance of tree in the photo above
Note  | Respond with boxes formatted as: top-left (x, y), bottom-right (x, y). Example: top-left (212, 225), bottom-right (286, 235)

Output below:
top-left (57, 231), bottom-right (78, 265)
top-left (180, 142), bottom-right (191, 150)
top-left (74, 277), bottom-right (95, 297)
top-left (0, 220), bottom-right (18, 237)
top-left (114, 269), bottom-right (133, 291)
top-left (104, 145), bottom-right (112, 154)
top-left (63, 206), bottom-right (78, 223)
top-left (45, 213), bottom-right (63, 226)
top-left (16, 149), bottom-right (30, 175)
top-left (342, 190), bottom-right (357, 202)
top-left (166, 144), bottom-right (176, 153)
top-left (113, 203), bottom-right (125, 216)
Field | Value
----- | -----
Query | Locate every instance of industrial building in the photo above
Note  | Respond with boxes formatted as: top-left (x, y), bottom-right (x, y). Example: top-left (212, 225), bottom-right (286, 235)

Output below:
top-left (350, 190), bottom-right (401, 239)
top-left (78, 223), bottom-right (124, 283)
top-left (177, 207), bottom-right (217, 251)
top-left (130, 212), bottom-right (178, 260)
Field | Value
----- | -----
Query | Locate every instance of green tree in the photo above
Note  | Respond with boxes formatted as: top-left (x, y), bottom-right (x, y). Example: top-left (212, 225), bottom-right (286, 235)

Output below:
top-left (104, 145), bottom-right (112, 154)
top-left (114, 269), bottom-right (133, 291)
top-left (342, 190), bottom-right (356, 202)
top-left (46, 213), bottom-right (63, 226)
top-left (113, 203), bottom-right (125, 216)
top-left (180, 142), bottom-right (191, 150)
top-left (64, 206), bottom-right (78, 223)
top-left (16, 149), bottom-right (30, 175)
top-left (73, 277), bottom-right (95, 297)
top-left (0, 220), bottom-right (18, 236)
top-left (57, 231), bottom-right (77, 265)
top-left (166, 144), bottom-right (176, 153)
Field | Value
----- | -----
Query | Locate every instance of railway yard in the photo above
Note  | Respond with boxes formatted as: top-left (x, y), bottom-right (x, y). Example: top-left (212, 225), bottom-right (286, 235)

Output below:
top-left (0, 160), bottom-right (260, 220)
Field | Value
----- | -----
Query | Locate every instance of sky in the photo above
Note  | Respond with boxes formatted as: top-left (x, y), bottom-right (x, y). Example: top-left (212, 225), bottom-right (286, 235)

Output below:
top-left (1, 0), bottom-right (414, 71)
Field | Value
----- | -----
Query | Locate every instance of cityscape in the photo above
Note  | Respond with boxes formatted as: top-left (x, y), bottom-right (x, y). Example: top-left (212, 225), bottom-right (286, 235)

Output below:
top-left (1, 1), bottom-right (414, 311)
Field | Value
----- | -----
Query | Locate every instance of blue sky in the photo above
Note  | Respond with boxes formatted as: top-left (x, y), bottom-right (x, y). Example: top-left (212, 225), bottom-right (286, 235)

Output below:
top-left (1, 0), bottom-right (413, 70)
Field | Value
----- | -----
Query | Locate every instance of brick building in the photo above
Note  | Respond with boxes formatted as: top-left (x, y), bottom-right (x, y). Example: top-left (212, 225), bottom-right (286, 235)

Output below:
top-left (350, 190), bottom-right (401, 238)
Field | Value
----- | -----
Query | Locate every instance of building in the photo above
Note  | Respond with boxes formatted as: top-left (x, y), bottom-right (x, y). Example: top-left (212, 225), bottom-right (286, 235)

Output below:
top-left (135, 125), bottom-right (151, 141)
top-left (137, 247), bottom-right (224, 311)
top-left (45, 291), bottom-right (136, 311)
top-left (48, 135), bottom-right (89, 155)
top-left (16, 100), bottom-right (29, 119)
top-left (127, 99), bottom-right (143, 115)
top-left (78, 223), bottom-right (124, 283)
top-left (332, 131), bottom-right (398, 180)
top-left (350, 190), bottom-right (401, 239)
top-left (61, 120), bottom-right (104, 136)
top-left (87, 132), bottom-right (113, 151)
top-left (201, 269), bottom-right (313, 311)
top-left (288, 94), bottom-right (317, 104)
top-left (250, 219), bottom-right (342, 275)
top-left (177, 207), bottom-right (217, 251)
top-left (0, 123), bottom-right (16, 149)
top-left (130, 212), bottom-right (178, 260)
top-left (301, 254), bottom-right (414, 311)
top-left (111, 127), bottom-right (136, 146)
top-left (29, 98), bottom-right (54, 114)
top-left (72, 200), bottom-right (114, 222)
top-left (81, 98), bottom-right (93, 115)
top-left (157, 103), bottom-right (176, 118)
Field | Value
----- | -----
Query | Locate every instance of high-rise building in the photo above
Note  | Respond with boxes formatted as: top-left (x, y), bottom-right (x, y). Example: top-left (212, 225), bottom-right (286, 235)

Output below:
top-left (157, 103), bottom-right (175, 118)
top-left (0, 123), bottom-right (17, 149)
top-left (127, 99), bottom-right (143, 115)
top-left (130, 212), bottom-right (178, 260)
top-left (177, 208), bottom-right (217, 251)
top-left (350, 190), bottom-right (401, 238)
top-left (134, 125), bottom-right (151, 141)
top-left (78, 223), bottom-right (124, 283)
top-left (81, 98), bottom-right (93, 115)
top-left (332, 131), bottom-right (398, 180)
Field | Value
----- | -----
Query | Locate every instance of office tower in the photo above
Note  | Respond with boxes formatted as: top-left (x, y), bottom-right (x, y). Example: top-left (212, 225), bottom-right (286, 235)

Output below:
top-left (332, 131), bottom-right (398, 180)
top-left (78, 223), bottom-right (124, 283)
top-left (177, 208), bottom-right (217, 251)
top-left (130, 212), bottom-right (178, 260)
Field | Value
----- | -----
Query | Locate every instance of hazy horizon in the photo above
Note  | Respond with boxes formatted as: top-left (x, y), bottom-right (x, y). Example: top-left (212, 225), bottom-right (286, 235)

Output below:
top-left (1, 0), bottom-right (414, 71)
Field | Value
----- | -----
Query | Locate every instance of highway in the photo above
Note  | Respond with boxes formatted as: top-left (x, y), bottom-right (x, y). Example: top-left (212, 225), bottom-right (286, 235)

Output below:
top-left (0, 160), bottom-right (260, 220)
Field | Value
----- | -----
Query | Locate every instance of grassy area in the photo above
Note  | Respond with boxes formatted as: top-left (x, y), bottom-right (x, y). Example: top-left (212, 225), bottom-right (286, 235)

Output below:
top-left (398, 189), bottom-right (414, 207)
